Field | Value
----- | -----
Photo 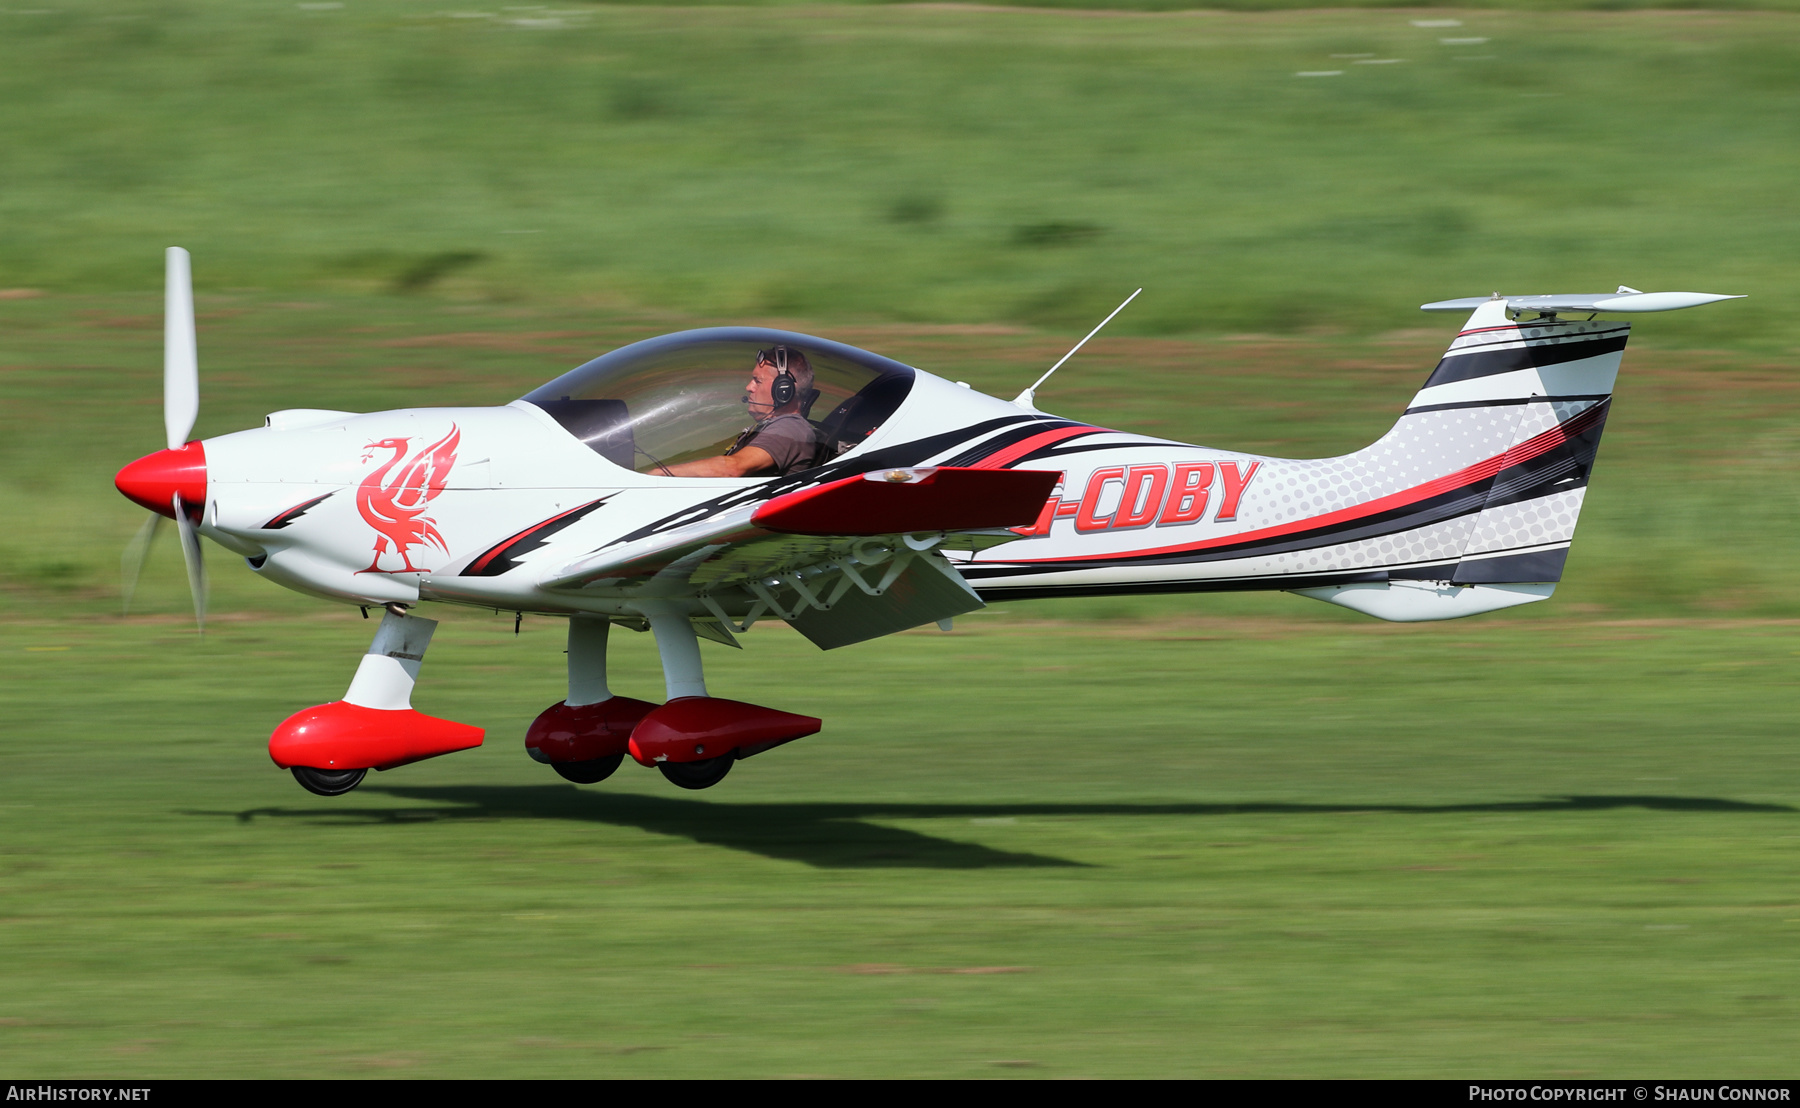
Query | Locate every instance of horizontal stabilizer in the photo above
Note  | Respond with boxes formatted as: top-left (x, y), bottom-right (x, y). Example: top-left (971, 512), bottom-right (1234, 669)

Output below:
top-left (1421, 291), bottom-right (1743, 315)
top-left (752, 466), bottom-right (1059, 536)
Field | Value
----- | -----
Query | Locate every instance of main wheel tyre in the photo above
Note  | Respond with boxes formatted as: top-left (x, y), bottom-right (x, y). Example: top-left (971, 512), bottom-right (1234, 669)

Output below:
top-left (292, 766), bottom-right (367, 796)
top-left (658, 755), bottom-right (734, 790)
top-left (552, 753), bottom-right (625, 785)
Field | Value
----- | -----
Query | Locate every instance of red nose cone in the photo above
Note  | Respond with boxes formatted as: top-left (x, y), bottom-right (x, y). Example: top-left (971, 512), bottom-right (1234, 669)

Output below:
top-left (115, 442), bottom-right (207, 519)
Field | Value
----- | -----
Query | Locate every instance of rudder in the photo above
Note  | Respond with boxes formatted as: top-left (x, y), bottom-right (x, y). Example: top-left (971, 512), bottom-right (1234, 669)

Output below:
top-left (1408, 297), bottom-right (1627, 584)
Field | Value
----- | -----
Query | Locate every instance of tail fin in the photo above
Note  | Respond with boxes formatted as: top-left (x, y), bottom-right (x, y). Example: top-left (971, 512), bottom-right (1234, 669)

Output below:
top-left (1294, 290), bottom-right (1737, 621)
top-left (1406, 296), bottom-right (1625, 587)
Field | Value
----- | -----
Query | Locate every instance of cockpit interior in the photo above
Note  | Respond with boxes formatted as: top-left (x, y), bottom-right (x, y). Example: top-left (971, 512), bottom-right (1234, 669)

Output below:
top-left (521, 328), bottom-right (916, 476)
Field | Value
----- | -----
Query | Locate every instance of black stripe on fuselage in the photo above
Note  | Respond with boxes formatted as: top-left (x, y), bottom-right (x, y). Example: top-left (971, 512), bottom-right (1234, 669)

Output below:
top-left (972, 569), bottom-right (1390, 601)
top-left (1478, 401), bottom-right (1608, 514)
top-left (1452, 546), bottom-right (1569, 584)
top-left (1404, 394), bottom-right (1610, 416)
top-left (1013, 439), bottom-right (1188, 464)
top-left (956, 476), bottom-right (1495, 579)
top-left (590, 415), bottom-right (1064, 551)
top-left (936, 419), bottom-right (1089, 468)
top-left (258, 491), bottom-right (334, 530)
top-left (462, 498), bottom-right (610, 578)
top-left (961, 401), bottom-right (1610, 579)
top-left (1423, 331), bottom-right (1628, 388)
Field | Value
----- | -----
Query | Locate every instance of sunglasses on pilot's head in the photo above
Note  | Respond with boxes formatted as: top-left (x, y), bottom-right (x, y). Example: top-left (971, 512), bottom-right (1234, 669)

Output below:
top-left (756, 346), bottom-right (791, 372)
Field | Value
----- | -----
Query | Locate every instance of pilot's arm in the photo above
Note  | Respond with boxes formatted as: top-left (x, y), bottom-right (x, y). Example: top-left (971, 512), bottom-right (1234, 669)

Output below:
top-left (663, 446), bottom-right (775, 478)
top-left (665, 414), bottom-right (815, 478)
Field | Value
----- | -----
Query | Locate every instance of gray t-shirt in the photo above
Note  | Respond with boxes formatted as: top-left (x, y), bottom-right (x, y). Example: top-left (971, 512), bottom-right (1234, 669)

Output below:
top-left (730, 413), bottom-right (817, 475)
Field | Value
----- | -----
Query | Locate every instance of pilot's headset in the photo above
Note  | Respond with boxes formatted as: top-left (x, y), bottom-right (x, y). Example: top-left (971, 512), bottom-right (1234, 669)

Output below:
top-left (760, 345), bottom-right (799, 409)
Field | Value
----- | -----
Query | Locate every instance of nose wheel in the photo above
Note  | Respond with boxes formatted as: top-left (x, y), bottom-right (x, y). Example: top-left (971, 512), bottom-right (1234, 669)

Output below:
top-left (291, 766), bottom-right (367, 796)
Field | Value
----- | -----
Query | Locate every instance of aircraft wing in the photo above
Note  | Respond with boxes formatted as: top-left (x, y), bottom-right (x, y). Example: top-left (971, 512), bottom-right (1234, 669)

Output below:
top-left (539, 466), bottom-right (1058, 649)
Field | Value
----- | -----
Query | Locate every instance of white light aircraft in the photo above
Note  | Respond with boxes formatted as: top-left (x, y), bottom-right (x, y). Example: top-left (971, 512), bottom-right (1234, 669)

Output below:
top-left (114, 250), bottom-right (1740, 795)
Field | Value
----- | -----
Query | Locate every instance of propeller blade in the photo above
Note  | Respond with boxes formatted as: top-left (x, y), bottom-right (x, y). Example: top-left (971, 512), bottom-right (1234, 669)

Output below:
top-left (120, 511), bottom-right (167, 617)
top-left (164, 247), bottom-right (198, 452)
top-left (172, 494), bottom-right (207, 634)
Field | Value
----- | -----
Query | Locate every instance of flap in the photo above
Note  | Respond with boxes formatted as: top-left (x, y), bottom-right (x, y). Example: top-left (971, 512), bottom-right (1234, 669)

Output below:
top-left (787, 551), bottom-right (985, 650)
top-left (752, 466), bottom-right (1059, 536)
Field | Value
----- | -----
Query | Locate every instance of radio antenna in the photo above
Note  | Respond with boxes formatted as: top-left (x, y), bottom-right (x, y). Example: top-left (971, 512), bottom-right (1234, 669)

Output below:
top-left (1013, 287), bottom-right (1141, 412)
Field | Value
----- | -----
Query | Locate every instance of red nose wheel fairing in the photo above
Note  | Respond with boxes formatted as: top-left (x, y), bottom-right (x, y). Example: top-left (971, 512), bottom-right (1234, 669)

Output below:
top-left (268, 608), bottom-right (484, 781)
top-left (269, 700), bottom-right (485, 771)
top-left (113, 250), bottom-right (1744, 796)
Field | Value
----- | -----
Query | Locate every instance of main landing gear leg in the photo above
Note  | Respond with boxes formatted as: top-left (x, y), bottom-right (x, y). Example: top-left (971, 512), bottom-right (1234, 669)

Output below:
top-left (642, 600), bottom-right (708, 702)
top-left (270, 607), bottom-right (484, 796)
top-left (526, 616), bottom-right (655, 784)
top-left (637, 601), bottom-right (731, 789)
top-left (627, 601), bottom-right (820, 791)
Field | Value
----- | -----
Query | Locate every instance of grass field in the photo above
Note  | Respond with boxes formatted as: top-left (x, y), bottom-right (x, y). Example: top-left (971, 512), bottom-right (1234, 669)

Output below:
top-left (3, 292), bottom-right (1798, 1076)
top-left (2, 606), bottom-right (1797, 1077)
top-left (4, 3), bottom-right (1799, 343)
top-left (3, 1), bottom-right (1798, 1079)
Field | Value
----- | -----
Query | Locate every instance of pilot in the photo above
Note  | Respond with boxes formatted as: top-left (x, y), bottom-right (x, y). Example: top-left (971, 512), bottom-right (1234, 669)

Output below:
top-left (664, 346), bottom-right (819, 477)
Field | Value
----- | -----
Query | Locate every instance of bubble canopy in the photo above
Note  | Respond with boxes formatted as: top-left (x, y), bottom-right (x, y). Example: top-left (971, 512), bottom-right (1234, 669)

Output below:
top-left (521, 328), bottom-right (917, 476)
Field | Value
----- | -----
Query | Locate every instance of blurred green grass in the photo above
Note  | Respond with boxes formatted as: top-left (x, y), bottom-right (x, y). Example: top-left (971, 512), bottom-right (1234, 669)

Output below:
top-left (2, 608), bottom-right (1798, 1076)
top-left (3, 4), bottom-right (1798, 345)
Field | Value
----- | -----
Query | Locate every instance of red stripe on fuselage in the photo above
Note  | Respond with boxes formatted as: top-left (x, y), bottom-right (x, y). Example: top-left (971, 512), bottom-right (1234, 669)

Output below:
top-left (968, 425), bottom-right (1104, 470)
top-left (996, 403), bottom-right (1604, 565)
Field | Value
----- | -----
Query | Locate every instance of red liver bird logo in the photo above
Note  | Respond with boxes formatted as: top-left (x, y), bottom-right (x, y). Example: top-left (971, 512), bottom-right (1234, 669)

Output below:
top-left (354, 425), bottom-right (460, 574)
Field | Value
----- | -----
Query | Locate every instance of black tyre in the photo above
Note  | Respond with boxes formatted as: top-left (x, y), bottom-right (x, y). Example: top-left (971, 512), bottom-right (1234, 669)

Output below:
top-left (658, 755), bottom-right (734, 790)
top-left (292, 766), bottom-right (367, 797)
top-left (552, 753), bottom-right (625, 785)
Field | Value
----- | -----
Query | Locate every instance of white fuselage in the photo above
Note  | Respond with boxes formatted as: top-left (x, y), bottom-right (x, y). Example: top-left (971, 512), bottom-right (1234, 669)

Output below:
top-left (195, 312), bottom-right (1617, 625)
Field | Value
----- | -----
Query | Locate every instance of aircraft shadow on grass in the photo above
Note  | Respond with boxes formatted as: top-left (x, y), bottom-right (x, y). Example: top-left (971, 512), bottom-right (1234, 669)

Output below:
top-left (200, 789), bottom-right (1793, 871)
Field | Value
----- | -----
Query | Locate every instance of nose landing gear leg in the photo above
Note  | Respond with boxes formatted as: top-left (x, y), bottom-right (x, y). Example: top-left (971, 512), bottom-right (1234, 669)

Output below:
top-left (271, 608), bottom-right (485, 795)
